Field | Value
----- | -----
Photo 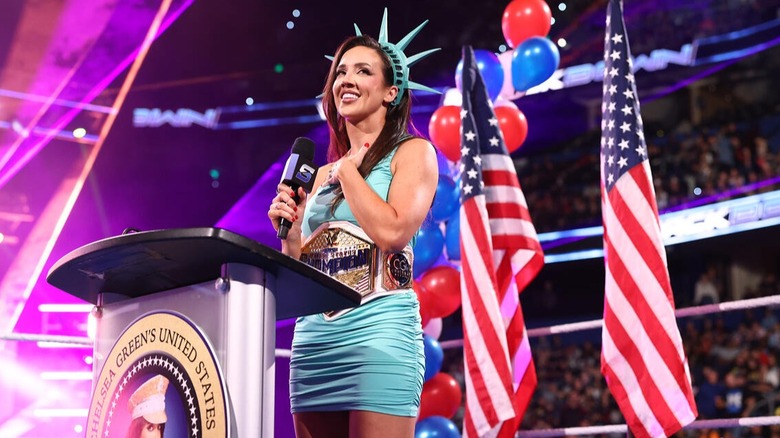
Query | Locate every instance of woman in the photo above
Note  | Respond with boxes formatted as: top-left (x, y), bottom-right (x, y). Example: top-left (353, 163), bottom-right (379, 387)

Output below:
top-left (267, 10), bottom-right (439, 438)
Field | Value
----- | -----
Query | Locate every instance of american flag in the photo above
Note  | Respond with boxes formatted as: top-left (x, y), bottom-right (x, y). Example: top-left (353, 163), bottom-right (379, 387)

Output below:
top-left (600, 1), bottom-right (698, 437)
top-left (459, 45), bottom-right (544, 438)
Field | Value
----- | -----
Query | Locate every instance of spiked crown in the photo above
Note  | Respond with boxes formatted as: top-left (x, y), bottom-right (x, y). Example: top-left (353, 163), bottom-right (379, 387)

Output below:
top-left (328, 8), bottom-right (440, 106)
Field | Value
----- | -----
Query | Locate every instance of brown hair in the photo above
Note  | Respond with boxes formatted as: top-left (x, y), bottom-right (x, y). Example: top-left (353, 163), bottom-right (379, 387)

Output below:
top-left (321, 35), bottom-right (421, 212)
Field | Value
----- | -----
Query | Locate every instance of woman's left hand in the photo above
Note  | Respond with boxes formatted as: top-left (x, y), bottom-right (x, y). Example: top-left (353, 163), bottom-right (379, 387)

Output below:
top-left (322, 143), bottom-right (369, 186)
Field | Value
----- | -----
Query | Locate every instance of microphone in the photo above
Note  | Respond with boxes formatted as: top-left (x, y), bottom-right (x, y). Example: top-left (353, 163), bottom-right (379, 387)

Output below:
top-left (278, 137), bottom-right (318, 240)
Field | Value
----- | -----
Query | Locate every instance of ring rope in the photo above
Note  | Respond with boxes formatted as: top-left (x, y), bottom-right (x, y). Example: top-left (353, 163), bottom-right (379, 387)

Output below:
top-left (516, 415), bottom-right (780, 437)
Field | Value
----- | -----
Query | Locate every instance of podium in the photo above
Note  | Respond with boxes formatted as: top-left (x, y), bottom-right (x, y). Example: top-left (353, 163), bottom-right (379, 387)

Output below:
top-left (46, 227), bottom-right (361, 438)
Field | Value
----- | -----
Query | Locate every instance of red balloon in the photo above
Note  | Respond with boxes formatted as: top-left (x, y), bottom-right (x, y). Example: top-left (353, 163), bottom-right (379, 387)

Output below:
top-left (419, 372), bottom-right (463, 420)
top-left (495, 106), bottom-right (528, 153)
top-left (428, 106), bottom-right (462, 162)
top-left (414, 280), bottom-right (432, 327)
top-left (502, 0), bottom-right (552, 48)
top-left (419, 266), bottom-right (461, 318)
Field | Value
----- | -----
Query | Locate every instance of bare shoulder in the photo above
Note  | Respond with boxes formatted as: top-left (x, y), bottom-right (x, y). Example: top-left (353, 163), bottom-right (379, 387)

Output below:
top-left (392, 137), bottom-right (437, 169)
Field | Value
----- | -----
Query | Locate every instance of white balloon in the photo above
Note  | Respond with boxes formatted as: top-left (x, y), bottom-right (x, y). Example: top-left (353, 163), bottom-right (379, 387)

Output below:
top-left (497, 50), bottom-right (525, 102)
top-left (423, 317), bottom-right (443, 340)
top-left (441, 87), bottom-right (462, 107)
top-left (494, 95), bottom-right (518, 110)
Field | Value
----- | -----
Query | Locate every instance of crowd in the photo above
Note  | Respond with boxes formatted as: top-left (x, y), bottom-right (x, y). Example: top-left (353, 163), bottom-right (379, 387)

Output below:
top-left (520, 306), bottom-right (780, 437)
top-left (436, 267), bottom-right (780, 436)
top-left (559, 0), bottom-right (780, 68)
top-left (439, 307), bottom-right (780, 437)
top-left (515, 106), bottom-right (780, 232)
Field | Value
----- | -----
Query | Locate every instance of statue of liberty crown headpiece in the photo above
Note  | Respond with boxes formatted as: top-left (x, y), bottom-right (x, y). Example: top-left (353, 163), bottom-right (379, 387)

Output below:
top-left (327, 8), bottom-right (441, 106)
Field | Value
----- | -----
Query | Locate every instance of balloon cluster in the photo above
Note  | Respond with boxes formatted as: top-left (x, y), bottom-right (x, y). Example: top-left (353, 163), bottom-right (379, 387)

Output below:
top-left (428, 0), bottom-right (560, 163)
top-left (414, 267), bottom-right (463, 437)
top-left (412, 2), bottom-right (559, 436)
top-left (412, 180), bottom-right (463, 436)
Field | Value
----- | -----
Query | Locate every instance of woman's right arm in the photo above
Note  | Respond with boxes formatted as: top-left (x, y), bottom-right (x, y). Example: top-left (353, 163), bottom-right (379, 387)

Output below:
top-left (268, 163), bottom-right (332, 259)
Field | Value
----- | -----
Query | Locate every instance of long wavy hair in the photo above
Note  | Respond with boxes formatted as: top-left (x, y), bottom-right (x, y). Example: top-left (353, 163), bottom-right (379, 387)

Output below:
top-left (321, 35), bottom-right (421, 212)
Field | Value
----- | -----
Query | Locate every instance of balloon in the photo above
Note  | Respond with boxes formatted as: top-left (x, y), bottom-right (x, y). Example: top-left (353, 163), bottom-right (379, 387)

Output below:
top-left (455, 49), bottom-right (504, 102)
top-left (444, 211), bottom-right (460, 261)
top-left (441, 87), bottom-right (463, 107)
top-left (431, 175), bottom-right (459, 222)
top-left (413, 224), bottom-right (444, 275)
top-left (414, 281), bottom-right (432, 327)
top-left (419, 266), bottom-right (461, 318)
top-left (495, 106), bottom-right (528, 153)
top-left (497, 50), bottom-right (526, 101)
top-left (494, 95), bottom-right (518, 110)
top-left (511, 37), bottom-right (560, 92)
top-left (423, 334), bottom-right (443, 382)
top-left (502, 0), bottom-right (552, 48)
top-left (419, 373), bottom-right (462, 420)
top-left (428, 106), bottom-right (462, 162)
top-left (414, 416), bottom-right (461, 438)
top-left (423, 317), bottom-right (443, 340)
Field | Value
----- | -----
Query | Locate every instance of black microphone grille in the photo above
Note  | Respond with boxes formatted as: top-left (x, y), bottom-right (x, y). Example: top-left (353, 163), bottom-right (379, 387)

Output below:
top-left (291, 137), bottom-right (316, 160)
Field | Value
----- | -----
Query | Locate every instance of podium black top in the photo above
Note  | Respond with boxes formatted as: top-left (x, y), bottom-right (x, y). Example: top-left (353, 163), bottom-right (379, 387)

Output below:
top-left (46, 227), bottom-right (361, 320)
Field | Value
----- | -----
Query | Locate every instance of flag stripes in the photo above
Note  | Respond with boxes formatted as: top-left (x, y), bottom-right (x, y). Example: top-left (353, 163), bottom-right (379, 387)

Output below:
top-left (459, 45), bottom-right (544, 438)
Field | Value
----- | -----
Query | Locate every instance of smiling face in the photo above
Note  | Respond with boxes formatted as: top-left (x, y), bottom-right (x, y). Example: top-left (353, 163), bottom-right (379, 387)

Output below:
top-left (332, 45), bottom-right (398, 123)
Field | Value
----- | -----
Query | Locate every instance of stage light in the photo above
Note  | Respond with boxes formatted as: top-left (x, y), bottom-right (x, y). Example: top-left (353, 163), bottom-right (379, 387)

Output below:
top-left (212, 180), bottom-right (220, 188)
top-left (32, 408), bottom-right (88, 418)
top-left (11, 119), bottom-right (29, 138)
top-left (38, 303), bottom-right (92, 313)
top-left (558, 3), bottom-right (567, 11)
top-left (72, 128), bottom-right (86, 138)
top-left (292, 9), bottom-right (300, 18)
top-left (498, 44), bottom-right (507, 52)
top-left (694, 187), bottom-right (702, 196)
top-left (87, 311), bottom-right (96, 340)
top-left (210, 168), bottom-right (220, 179)
top-left (286, 20), bottom-right (294, 30)
top-left (275, 63), bottom-right (284, 73)
top-left (557, 38), bottom-right (567, 48)
top-left (551, 17), bottom-right (556, 25)
top-left (246, 97), bottom-right (254, 105)
top-left (39, 371), bottom-right (92, 380)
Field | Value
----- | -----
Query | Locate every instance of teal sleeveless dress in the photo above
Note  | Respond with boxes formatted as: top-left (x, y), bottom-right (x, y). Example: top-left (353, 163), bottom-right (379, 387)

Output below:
top-left (289, 145), bottom-right (425, 417)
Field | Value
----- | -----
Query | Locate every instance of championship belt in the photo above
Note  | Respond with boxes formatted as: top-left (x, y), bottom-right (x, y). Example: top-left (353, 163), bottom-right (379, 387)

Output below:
top-left (300, 221), bottom-right (413, 301)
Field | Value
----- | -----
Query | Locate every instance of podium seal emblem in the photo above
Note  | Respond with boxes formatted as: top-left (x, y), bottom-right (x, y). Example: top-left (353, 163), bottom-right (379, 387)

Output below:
top-left (86, 311), bottom-right (228, 438)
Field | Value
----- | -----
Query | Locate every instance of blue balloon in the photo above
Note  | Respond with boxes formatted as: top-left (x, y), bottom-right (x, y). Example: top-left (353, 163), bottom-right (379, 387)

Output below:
top-left (444, 210), bottom-right (460, 261)
top-left (414, 224), bottom-right (444, 275)
top-left (510, 37), bottom-right (560, 92)
top-left (455, 49), bottom-right (504, 101)
top-left (423, 334), bottom-right (443, 382)
top-left (415, 416), bottom-right (461, 438)
top-left (431, 176), bottom-right (459, 222)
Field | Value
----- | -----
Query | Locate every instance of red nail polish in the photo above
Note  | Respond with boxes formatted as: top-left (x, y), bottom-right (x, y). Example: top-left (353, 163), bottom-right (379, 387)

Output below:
top-left (294, 206), bottom-right (298, 212)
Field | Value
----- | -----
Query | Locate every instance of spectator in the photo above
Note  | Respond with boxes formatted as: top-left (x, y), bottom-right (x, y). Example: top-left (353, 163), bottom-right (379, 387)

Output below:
top-left (696, 366), bottom-right (726, 419)
top-left (694, 266), bottom-right (721, 305)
